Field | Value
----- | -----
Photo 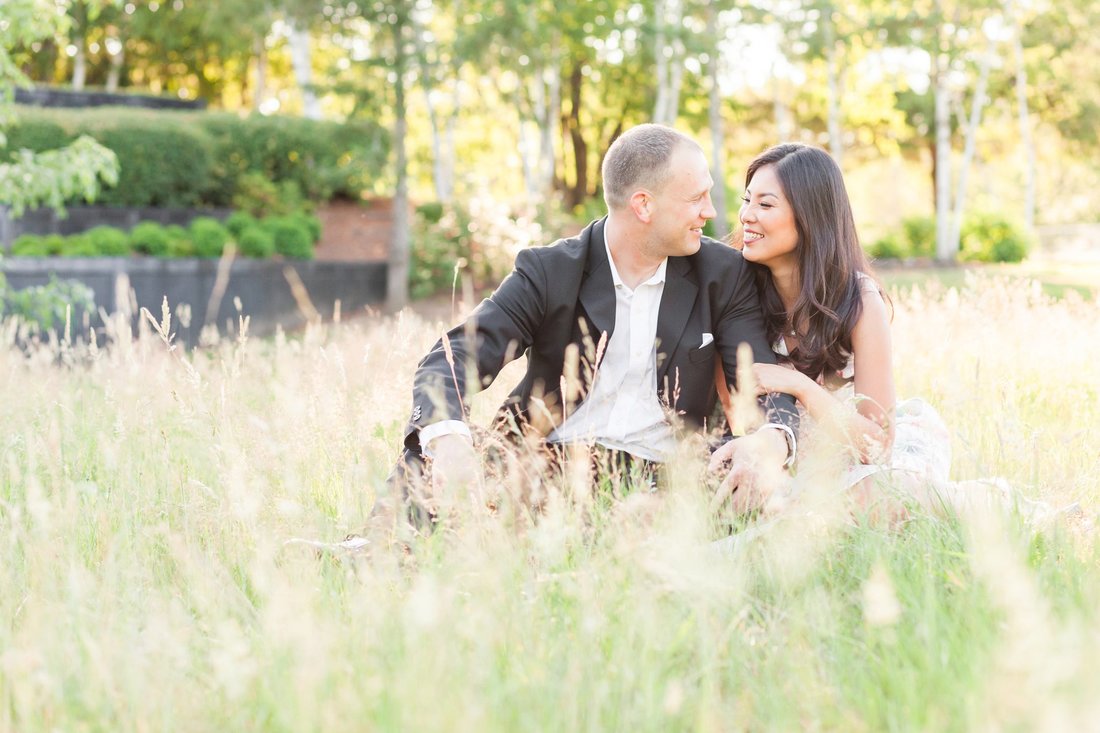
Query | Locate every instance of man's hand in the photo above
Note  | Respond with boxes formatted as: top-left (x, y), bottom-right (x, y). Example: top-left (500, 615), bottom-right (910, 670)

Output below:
top-left (708, 429), bottom-right (789, 514)
top-left (427, 433), bottom-right (483, 510)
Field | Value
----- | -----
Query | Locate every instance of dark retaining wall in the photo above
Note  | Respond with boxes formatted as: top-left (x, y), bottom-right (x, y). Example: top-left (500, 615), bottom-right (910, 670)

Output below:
top-left (1, 257), bottom-right (387, 347)
top-left (15, 87), bottom-right (206, 110)
top-left (0, 206), bottom-right (233, 248)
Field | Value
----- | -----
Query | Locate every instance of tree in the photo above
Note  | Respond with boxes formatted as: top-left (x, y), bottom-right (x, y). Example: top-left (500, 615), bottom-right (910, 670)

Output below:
top-left (1, 0), bottom-right (118, 218)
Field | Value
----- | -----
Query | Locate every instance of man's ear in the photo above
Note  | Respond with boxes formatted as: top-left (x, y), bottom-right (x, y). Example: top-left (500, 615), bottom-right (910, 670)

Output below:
top-left (629, 190), bottom-right (652, 223)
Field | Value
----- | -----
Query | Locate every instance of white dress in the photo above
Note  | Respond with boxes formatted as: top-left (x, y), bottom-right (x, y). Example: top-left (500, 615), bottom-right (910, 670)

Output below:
top-left (774, 335), bottom-right (953, 488)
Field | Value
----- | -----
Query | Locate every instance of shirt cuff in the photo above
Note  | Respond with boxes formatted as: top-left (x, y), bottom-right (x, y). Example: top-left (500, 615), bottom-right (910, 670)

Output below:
top-left (757, 423), bottom-right (797, 469)
top-left (418, 420), bottom-right (472, 459)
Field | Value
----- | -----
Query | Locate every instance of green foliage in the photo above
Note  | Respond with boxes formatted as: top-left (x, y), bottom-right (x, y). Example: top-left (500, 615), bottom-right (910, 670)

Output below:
top-left (868, 216), bottom-right (935, 260)
top-left (93, 123), bottom-right (213, 207)
top-left (868, 231), bottom-right (906, 260)
top-left (237, 226), bottom-right (276, 258)
top-left (10, 211), bottom-right (316, 259)
top-left (411, 202), bottom-right (473, 299)
top-left (188, 217), bottom-right (229, 258)
top-left (290, 211), bottom-right (323, 243)
top-left (231, 171), bottom-right (305, 217)
top-left (0, 274), bottom-right (95, 332)
top-left (84, 225), bottom-right (131, 256)
top-left (59, 233), bottom-right (100, 257)
top-left (0, 134), bottom-right (120, 217)
top-left (264, 216), bottom-right (314, 260)
top-left (410, 198), bottom-right (541, 299)
top-left (871, 214), bottom-right (1030, 263)
top-left (129, 221), bottom-right (172, 256)
top-left (225, 211), bottom-right (258, 238)
top-left (960, 212), bottom-right (1032, 263)
top-left (4, 108), bottom-right (388, 209)
top-left (10, 233), bottom-right (61, 256)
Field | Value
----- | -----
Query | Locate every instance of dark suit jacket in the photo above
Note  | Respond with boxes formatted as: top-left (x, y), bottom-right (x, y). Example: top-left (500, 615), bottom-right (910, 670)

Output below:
top-left (403, 217), bottom-right (798, 454)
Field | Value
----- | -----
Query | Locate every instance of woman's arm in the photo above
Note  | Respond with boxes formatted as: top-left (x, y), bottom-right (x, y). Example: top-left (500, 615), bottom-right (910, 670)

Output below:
top-left (753, 288), bottom-right (896, 463)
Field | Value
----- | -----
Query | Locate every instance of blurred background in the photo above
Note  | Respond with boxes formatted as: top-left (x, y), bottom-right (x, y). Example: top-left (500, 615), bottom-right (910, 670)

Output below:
top-left (3, 0), bottom-right (1099, 313)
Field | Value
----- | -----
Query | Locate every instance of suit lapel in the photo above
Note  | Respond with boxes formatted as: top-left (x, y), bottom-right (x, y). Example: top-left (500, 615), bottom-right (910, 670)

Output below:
top-left (655, 256), bottom-right (698, 385)
top-left (577, 219), bottom-right (616, 347)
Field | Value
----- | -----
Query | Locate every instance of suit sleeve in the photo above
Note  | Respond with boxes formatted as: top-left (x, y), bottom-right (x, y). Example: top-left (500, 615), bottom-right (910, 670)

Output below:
top-left (714, 260), bottom-right (800, 436)
top-left (403, 248), bottom-right (548, 452)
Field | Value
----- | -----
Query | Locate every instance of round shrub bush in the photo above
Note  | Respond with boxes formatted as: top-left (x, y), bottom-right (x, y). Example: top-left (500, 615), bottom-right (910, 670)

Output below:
top-left (868, 232), bottom-right (905, 260)
top-left (225, 211), bottom-right (258, 238)
top-left (129, 222), bottom-right (172, 256)
top-left (290, 211), bottom-right (322, 243)
top-left (59, 234), bottom-right (99, 257)
top-left (960, 212), bottom-right (1031, 263)
top-left (10, 234), bottom-right (59, 256)
top-left (238, 226), bottom-right (276, 258)
top-left (85, 226), bottom-right (131, 256)
top-left (189, 217), bottom-right (230, 258)
top-left (265, 217), bottom-right (314, 259)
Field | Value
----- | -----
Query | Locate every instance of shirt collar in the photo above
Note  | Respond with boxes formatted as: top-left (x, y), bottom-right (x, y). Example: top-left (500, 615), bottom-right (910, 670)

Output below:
top-left (603, 223), bottom-right (668, 289)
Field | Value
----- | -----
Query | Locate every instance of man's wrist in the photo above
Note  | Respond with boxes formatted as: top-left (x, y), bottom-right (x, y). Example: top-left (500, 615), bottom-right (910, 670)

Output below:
top-left (419, 420), bottom-right (472, 458)
top-left (757, 424), bottom-right (797, 469)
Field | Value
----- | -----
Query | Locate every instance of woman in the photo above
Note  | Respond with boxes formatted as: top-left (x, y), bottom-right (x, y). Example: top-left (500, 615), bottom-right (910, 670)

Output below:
top-left (713, 143), bottom-right (1043, 522)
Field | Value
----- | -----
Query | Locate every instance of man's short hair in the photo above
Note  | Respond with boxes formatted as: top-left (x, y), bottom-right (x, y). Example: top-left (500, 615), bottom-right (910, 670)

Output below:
top-left (602, 124), bottom-right (700, 210)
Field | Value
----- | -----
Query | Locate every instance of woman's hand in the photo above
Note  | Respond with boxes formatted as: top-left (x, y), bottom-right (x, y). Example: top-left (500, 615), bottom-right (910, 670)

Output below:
top-left (753, 363), bottom-right (810, 400)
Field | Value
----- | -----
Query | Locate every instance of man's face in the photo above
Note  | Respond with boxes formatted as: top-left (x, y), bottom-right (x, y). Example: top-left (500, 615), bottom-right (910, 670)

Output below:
top-left (644, 145), bottom-right (717, 258)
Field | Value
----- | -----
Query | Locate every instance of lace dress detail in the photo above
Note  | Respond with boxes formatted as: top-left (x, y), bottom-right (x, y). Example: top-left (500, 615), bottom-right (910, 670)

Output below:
top-left (774, 336), bottom-right (952, 487)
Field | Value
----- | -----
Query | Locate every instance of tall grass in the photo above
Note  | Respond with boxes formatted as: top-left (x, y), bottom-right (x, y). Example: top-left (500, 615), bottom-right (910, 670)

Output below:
top-left (1, 274), bottom-right (1098, 731)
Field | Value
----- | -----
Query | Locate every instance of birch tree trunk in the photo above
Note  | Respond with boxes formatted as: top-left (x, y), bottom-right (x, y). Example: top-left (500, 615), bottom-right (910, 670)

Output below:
top-left (706, 3), bottom-right (728, 237)
top-left (105, 40), bottom-right (124, 92)
top-left (824, 11), bottom-right (843, 166)
top-left (933, 51), bottom-right (953, 262)
top-left (654, 0), bottom-right (669, 123)
top-left (653, 0), bottom-right (683, 125)
top-left (253, 35), bottom-right (268, 113)
top-left (388, 35), bottom-right (410, 311)
top-left (1012, 17), bottom-right (1035, 231)
top-left (72, 43), bottom-right (87, 90)
top-left (289, 23), bottom-right (320, 119)
top-left (539, 61), bottom-right (560, 195)
top-left (773, 73), bottom-right (793, 142)
top-left (948, 37), bottom-right (995, 254)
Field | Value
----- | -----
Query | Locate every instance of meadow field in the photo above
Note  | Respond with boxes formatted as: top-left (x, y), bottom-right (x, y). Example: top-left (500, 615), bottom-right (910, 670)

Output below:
top-left (2, 273), bottom-right (1099, 732)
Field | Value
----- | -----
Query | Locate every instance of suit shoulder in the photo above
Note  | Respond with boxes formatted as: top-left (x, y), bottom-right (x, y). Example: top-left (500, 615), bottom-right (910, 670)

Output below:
top-left (695, 236), bottom-right (747, 271)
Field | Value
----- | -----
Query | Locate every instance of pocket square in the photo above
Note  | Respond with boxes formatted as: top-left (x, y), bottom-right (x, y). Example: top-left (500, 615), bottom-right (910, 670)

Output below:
top-left (701, 332), bottom-right (714, 348)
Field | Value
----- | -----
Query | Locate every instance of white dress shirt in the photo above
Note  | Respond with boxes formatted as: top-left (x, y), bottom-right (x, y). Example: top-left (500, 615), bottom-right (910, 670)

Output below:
top-left (545, 240), bottom-right (674, 461)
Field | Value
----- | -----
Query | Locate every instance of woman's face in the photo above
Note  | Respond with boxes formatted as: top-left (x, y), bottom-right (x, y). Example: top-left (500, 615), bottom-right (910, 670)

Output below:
top-left (739, 164), bottom-right (799, 268)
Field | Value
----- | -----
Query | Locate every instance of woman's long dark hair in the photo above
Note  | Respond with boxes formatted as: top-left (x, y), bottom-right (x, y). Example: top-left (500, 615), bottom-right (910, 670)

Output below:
top-left (744, 143), bottom-right (878, 382)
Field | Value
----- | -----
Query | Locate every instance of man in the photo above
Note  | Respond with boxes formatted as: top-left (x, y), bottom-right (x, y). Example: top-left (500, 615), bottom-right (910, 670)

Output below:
top-left (397, 124), bottom-right (797, 510)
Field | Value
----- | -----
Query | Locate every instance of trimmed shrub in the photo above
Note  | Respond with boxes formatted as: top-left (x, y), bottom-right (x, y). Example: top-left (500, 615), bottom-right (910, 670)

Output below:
top-left (129, 221), bottom-right (172, 256)
top-left (231, 172), bottom-right (306, 217)
top-left (166, 226), bottom-right (195, 257)
top-left (868, 232), bottom-right (905, 260)
top-left (84, 226), bottom-right (131, 256)
top-left (10, 234), bottom-right (60, 256)
top-left (960, 212), bottom-right (1031, 263)
top-left (225, 211), bottom-right (258, 238)
top-left (7, 106), bottom-right (387, 208)
top-left (189, 217), bottom-right (229, 258)
top-left (93, 123), bottom-right (214, 207)
top-left (238, 226), bottom-right (276, 258)
top-left (59, 234), bottom-right (99, 257)
top-left (290, 211), bottom-right (322, 242)
top-left (901, 216), bottom-right (936, 259)
top-left (265, 216), bottom-right (314, 259)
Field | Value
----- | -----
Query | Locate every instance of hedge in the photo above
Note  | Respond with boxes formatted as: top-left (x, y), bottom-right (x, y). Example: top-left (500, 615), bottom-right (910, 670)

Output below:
top-left (2, 106), bottom-right (389, 211)
top-left (8, 213), bottom-right (320, 260)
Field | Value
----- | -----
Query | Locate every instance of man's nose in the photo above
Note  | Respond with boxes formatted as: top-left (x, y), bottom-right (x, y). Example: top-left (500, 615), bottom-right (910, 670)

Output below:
top-left (702, 196), bottom-right (717, 220)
